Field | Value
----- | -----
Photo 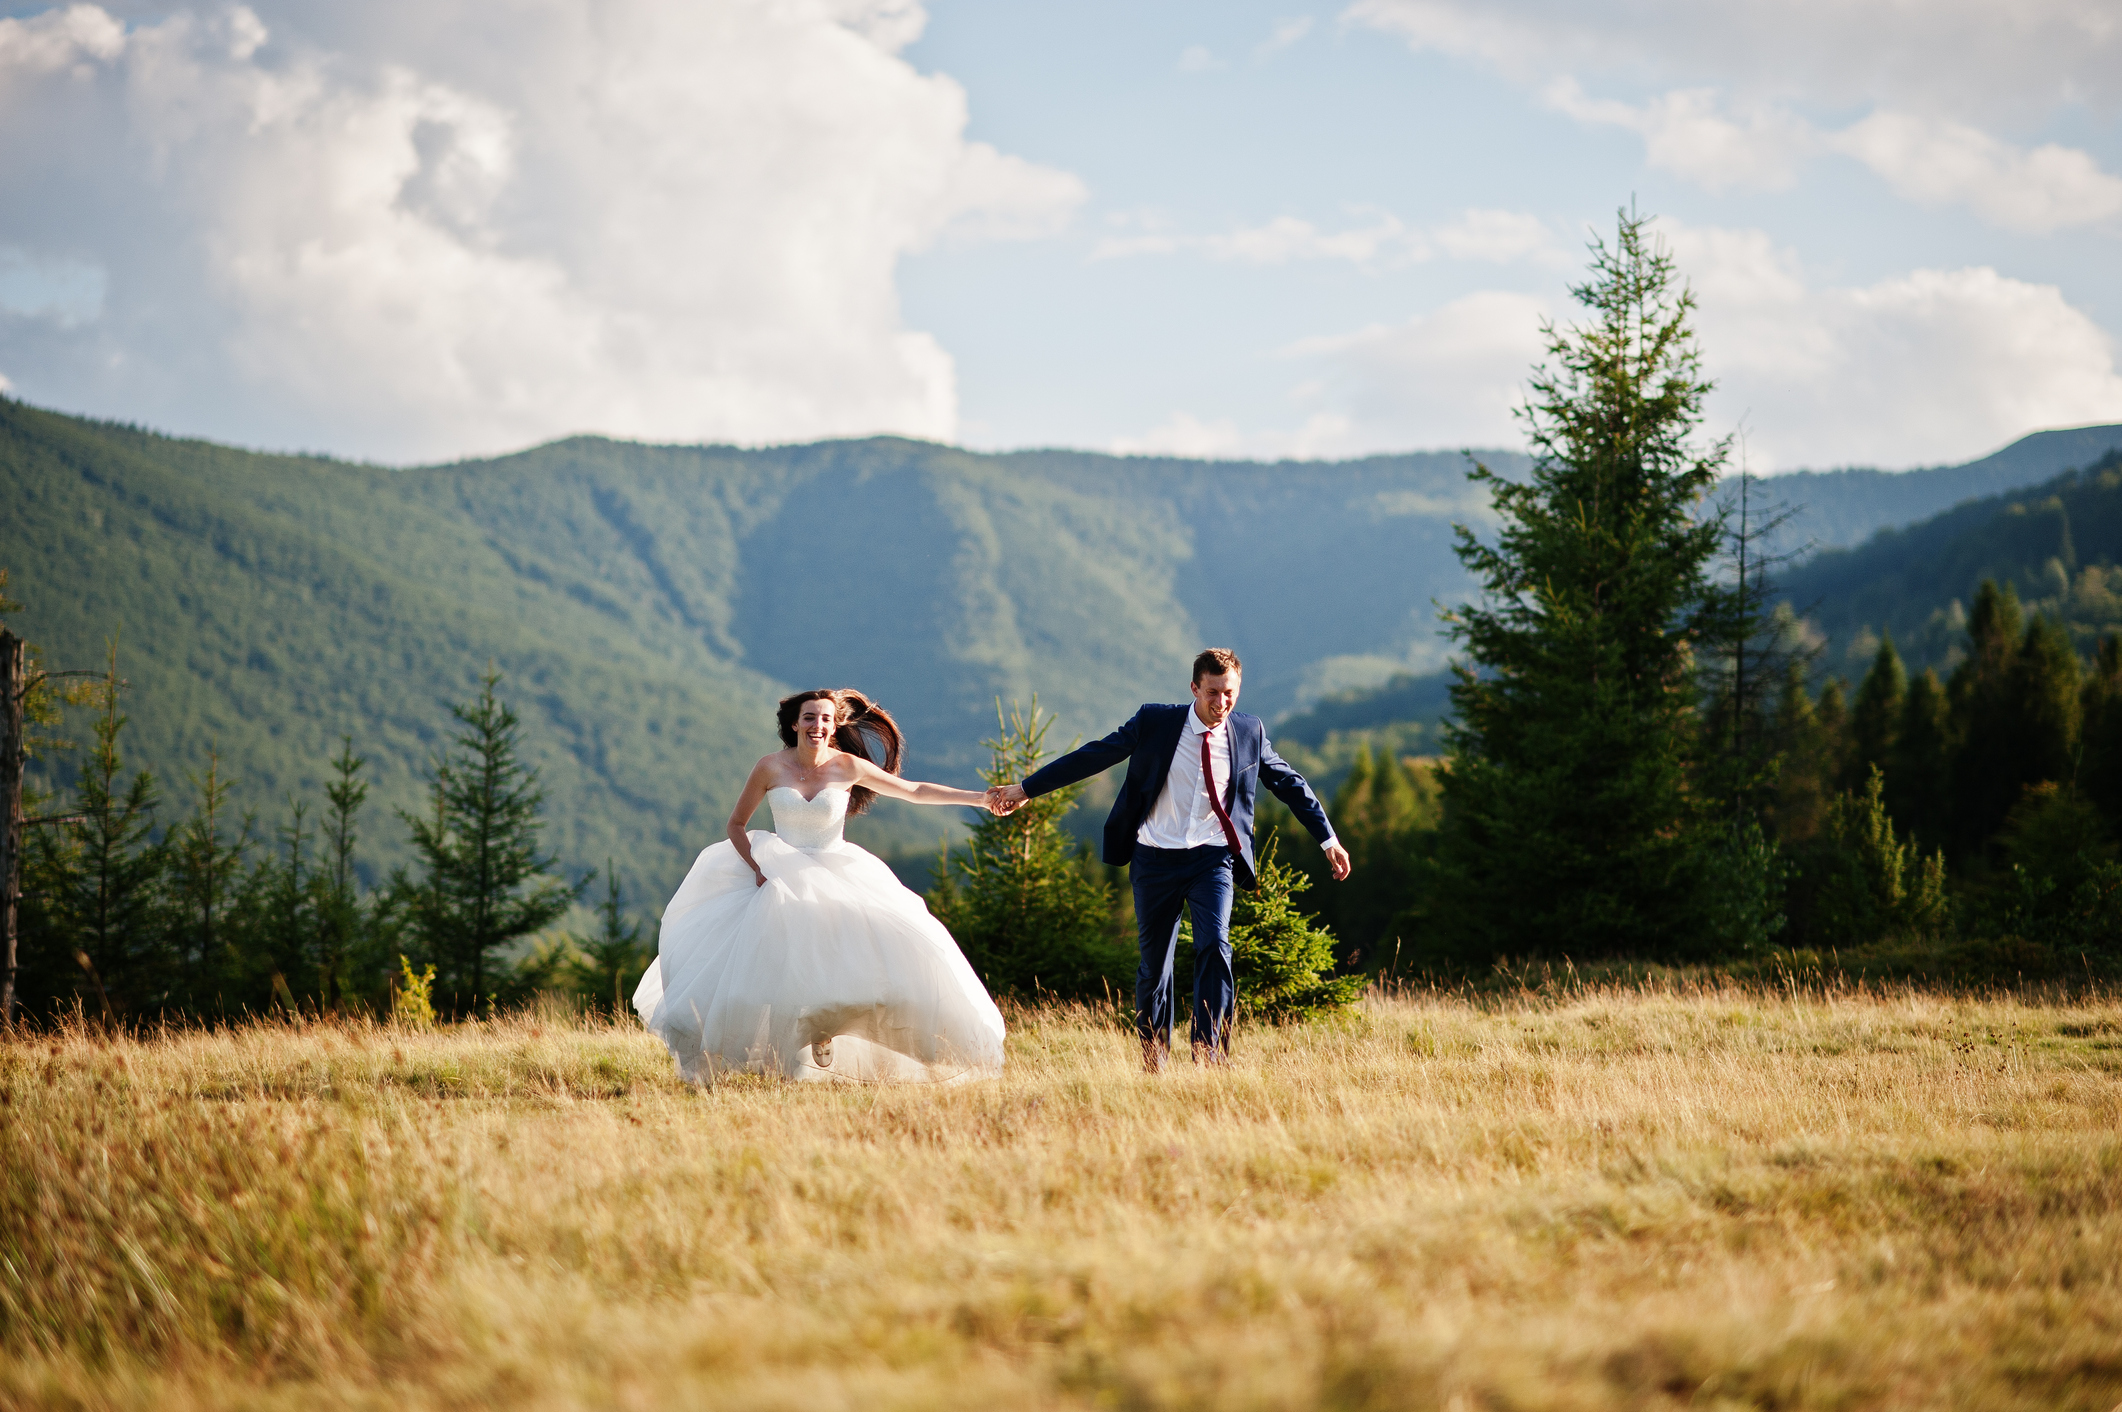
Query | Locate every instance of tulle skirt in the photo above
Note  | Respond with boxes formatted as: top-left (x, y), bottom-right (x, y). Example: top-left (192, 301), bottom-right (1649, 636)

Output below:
top-left (632, 832), bottom-right (1006, 1084)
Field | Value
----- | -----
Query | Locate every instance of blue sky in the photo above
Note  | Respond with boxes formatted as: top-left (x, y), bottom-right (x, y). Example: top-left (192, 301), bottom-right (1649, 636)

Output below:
top-left (2, 0), bottom-right (2117, 469)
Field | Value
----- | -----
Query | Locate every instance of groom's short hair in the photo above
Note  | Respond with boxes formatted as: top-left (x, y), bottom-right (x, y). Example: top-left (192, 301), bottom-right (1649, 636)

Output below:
top-left (1191, 648), bottom-right (1242, 682)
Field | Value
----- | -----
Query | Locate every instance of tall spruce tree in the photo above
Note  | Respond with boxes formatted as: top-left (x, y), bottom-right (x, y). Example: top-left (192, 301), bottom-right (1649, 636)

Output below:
top-left (258, 799), bottom-right (315, 1008)
top-left (312, 740), bottom-right (369, 1008)
top-left (566, 862), bottom-right (650, 1016)
top-left (2006, 615), bottom-right (2081, 791)
top-left (1889, 668), bottom-right (1953, 851)
top-left (1949, 580), bottom-right (2024, 853)
top-left (1766, 661), bottom-right (1836, 847)
top-left (1815, 678), bottom-right (1851, 785)
top-left (45, 643), bottom-right (168, 1015)
top-left (166, 747), bottom-right (252, 1009)
top-left (1948, 582), bottom-right (2081, 857)
top-left (2081, 636), bottom-right (2122, 832)
top-left (393, 668), bottom-right (582, 1009)
top-left (1435, 208), bottom-right (1727, 961)
top-left (1313, 747), bottom-right (1438, 970)
top-left (1846, 637), bottom-right (1906, 794)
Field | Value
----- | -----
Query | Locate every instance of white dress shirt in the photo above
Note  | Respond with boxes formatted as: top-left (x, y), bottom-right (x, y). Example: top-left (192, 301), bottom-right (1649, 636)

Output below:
top-left (1133, 706), bottom-right (1340, 854)
top-left (1136, 706), bottom-right (1236, 850)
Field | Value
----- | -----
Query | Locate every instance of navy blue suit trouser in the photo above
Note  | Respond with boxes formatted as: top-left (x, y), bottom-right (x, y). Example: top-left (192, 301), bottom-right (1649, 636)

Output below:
top-left (1131, 843), bottom-right (1236, 1050)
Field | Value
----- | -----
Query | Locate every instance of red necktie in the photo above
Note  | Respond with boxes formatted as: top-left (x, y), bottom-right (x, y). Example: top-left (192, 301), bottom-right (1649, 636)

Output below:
top-left (1201, 729), bottom-right (1244, 856)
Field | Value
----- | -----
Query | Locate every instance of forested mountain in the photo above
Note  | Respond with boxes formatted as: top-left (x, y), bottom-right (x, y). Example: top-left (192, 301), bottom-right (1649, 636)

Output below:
top-left (1253, 426), bottom-right (2122, 771)
top-left (6, 394), bottom-right (2113, 901)
top-left (1753, 423), bottom-right (2122, 560)
top-left (1781, 447), bottom-right (2122, 679)
top-left (1, 398), bottom-right (1516, 893)
top-left (1275, 671), bottom-right (1455, 748)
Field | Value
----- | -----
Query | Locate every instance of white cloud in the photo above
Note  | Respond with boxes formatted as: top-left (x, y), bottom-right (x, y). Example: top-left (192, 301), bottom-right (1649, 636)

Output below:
top-left (1282, 290), bottom-right (1553, 452)
top-left (1656, 219), bottom-right (2122, 468)
top-left (1110, 408), bottom-right (1365, 461)
top-left (1109, 293), bottom-right (1551, 461)
top-left (1093, 212), bottom-right (1422, 265)
top-left (1212, 213), bottom-right (1421, 266)
top-left (1177, 44), bottom-right (1222, 73)
top-left (1344, 0), bottom-right (2122, 117)
top-left (1546, 79), bottom-right (2122, 232)
top-left (1831, 112), bottom-right (2122, 233)
top-left (0, 4), bottom-right (125, 66)
top-left (1544, 80), bottom-right (1813, 192)
top-left (1430, 208), bottom-right (1570, 265)
top-left (824, 0), bottom-right (929, 52)
top-left (1166, 222), bottom-right (2122, 468)
top-left (1354, 1), bottom-right (2122, 232)
top-left (1111, 411), bottom-right (1247, 457)
top-left (1256, 17), bottom-right (1316, 57)
top-left (1092, 207), bottom-right (1563, 269)
top-left (0, 1), bottom-right (1084, 462)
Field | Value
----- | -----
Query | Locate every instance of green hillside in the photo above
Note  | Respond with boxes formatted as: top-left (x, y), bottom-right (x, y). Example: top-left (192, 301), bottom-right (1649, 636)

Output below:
top-left (1252, 428), bottom-right (2122, 770)
top-left (1780, 447), bottom-right (2122, 678)
top-left (0, 399), bottom-right (1519, 897)
top-left (1755, 422), bottom-right (2122, 560)
top-left (8, 392), bottom-right (2114, 905)
top-left (2, 404), bottom-right (781, 899)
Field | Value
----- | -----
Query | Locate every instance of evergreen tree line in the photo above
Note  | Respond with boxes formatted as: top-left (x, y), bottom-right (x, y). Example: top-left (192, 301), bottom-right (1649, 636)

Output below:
top-left (1763, 578), bottom-right (2122, 959)
top-left (1258, 209), bottom-right (2122, 981)
top-left (8, 645), bottom-right (650, 1025)
top-left (9, 617), bottom-right (1360, 1027)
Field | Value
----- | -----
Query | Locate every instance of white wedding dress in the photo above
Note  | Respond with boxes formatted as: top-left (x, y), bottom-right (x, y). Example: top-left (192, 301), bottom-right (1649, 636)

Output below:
top-left (632, 785), bottom-right (1006, 1084)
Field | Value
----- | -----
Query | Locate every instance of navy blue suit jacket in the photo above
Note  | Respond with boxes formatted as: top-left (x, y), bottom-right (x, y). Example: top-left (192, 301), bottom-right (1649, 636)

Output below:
top-left (1020, 704), bottom-right (1334, 891)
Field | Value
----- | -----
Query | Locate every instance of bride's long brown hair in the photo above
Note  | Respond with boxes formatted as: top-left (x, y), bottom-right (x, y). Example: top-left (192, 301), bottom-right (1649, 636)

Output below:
top-left (775, 688), bottom-right (905, 815)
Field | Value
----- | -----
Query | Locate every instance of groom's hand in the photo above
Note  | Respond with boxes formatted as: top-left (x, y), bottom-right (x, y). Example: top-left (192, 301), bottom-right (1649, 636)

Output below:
top-left (986, 783), bottom-right (1028, 815)
top-left (1323, 839), bottom-right (1352, 881)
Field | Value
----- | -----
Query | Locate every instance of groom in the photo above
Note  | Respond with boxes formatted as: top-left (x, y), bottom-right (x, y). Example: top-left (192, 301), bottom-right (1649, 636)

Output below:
top-left (989, 649), bottom-right (1351, 1071)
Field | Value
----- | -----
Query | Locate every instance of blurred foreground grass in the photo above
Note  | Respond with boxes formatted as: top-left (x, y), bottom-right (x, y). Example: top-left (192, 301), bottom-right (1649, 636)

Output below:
top-left (5, 987), bottom-right (2122, 1411)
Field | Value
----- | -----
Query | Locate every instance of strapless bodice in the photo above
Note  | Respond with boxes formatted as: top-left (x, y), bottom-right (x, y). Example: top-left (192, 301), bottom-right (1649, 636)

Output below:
top-left (766, 785), bottom-right (850, 851)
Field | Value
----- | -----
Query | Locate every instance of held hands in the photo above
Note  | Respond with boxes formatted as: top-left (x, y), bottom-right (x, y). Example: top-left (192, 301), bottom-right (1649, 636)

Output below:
top-left (984, 783), bottom-right (1028, 816)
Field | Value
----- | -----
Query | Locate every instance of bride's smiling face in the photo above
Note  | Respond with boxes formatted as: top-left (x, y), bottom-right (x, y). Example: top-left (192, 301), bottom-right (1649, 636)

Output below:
top-left (795, 698), bottom-right (839, 749)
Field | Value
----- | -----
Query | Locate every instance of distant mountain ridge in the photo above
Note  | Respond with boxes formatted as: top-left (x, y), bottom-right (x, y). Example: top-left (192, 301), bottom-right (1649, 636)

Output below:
top-left (1753, 422), bottom-right (2122, 560)
top-left (1780, 445), bottom-right (2122, 679)
top-left (6, 396), bottom-right (2114, 900)
top-left (0, 400), bottom-right (1519, 894)
top-left (1237, 424), bottom-right (2122, 750)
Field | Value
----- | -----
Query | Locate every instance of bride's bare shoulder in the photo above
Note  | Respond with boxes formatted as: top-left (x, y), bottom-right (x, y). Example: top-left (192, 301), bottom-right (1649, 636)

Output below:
top-left (752, 750), bottom-right (796, 781)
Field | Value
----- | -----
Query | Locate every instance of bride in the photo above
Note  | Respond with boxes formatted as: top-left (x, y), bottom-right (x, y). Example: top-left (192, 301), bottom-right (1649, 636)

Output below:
top-left (632, 688), bottom-right (1006, 1084)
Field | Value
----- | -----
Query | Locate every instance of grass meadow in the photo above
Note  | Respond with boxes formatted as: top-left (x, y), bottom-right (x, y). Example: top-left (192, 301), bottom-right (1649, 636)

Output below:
top-left (4, 985), bottom-right (2122, 1411)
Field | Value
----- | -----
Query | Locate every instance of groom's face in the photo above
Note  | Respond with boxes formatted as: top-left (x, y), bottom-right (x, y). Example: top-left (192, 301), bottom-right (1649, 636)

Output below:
top-left (1190, 670), bottom-right (1241, 729)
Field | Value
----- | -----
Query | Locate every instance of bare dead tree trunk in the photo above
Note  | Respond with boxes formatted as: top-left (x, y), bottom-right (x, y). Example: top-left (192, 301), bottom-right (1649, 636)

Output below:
top-left (2, 630), bottom-right (23, 1028)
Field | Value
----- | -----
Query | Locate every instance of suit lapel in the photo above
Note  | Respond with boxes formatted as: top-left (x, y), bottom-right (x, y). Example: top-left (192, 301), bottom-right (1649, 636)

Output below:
top-left (1227, 714), bottom-right (1258, 805)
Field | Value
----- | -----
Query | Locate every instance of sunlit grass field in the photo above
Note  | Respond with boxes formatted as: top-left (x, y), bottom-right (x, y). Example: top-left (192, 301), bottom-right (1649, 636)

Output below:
top-left (5, 985), bottom-right (2122, 1411)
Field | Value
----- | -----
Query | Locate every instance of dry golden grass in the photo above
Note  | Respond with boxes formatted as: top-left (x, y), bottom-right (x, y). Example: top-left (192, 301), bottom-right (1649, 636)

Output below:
top-left (5, 986), bottom-right (2122, 1411)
